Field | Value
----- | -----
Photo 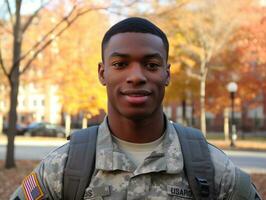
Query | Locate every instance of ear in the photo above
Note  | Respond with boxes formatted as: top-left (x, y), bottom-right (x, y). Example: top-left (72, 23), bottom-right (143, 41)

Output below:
top-left (98, 62), bottom-right (106, 86)
top-left (165, 63), bottom-right (171, 86)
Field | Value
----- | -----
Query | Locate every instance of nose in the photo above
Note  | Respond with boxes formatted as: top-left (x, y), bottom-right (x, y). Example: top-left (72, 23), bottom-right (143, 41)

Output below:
top-left (126, 62), bottom-right (147, 85)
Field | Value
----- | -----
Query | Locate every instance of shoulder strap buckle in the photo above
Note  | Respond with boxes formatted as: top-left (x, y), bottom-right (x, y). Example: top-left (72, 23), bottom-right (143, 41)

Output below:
top-left (195, 177), bottom-right (210, 197)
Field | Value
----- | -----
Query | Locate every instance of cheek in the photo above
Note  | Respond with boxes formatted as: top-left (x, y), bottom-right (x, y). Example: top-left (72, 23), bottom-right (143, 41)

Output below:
top-left (105, 78), bottom-right (121, 97)
top-left (153, 76), bottom-right (167, 98)
top-left (152, 73), bottom-right (168, 89)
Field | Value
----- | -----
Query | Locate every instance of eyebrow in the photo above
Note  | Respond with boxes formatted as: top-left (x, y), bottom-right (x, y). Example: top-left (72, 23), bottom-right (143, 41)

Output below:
top-left (109, 52), bottom-right (163, 60)
top-left (143, 53), bottom-right (163, 60)
top-left (109, 52), bottom-right (130, 58)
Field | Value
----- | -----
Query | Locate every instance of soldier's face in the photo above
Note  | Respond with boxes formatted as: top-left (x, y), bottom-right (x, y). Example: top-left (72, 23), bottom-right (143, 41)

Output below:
top-left (98, 32), bottom-right (170, 120)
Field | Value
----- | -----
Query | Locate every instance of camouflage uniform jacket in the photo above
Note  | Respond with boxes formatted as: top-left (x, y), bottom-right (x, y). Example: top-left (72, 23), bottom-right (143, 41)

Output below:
top-left (11, 117), bottom-right (238, 200)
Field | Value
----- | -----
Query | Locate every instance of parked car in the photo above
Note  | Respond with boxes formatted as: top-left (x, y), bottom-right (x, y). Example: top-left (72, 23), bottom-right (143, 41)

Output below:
top-left (3, 123), bottom-right (27, 136)
top-left (24, 122), bottom-right (66, 138)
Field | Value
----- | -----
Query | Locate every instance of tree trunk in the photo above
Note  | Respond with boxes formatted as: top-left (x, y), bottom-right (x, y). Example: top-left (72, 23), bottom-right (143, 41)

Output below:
top-left (200, 77), bottom-right (206, 136)
top-left (170, 103), bottom-right (177, 122)
top-left (182, 99), bottom-right (187, 125)
top-left (191, 100), bottom-right (195, 127)
top-left (65, 114), bottom-right (71, 137)
top-left (5, 0), bottom-right (22, 169)
top-left (263, 86), bottom-right (266, 130)
top-left (82, 117), bottom-right (88, 129)
top-left (0, 113), bottom-right (3, 134)
top-left (5, 80), bottom-right (19, 168)
top-left (224, 108), bottom-right (229, 141)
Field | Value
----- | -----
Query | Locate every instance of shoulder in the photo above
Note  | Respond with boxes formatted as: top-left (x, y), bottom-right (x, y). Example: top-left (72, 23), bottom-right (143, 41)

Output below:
top-left (45, 142), bottom-right (69, 157)
top-left (42, 142), bottom-right (69, 169)
top-left (42, 142), bottom-right (70, 179)
top-left (41, 142), bottom-right (70, 198)
top-left (208, 144), bottom-right (235, 173)
top-left (208, 143), bottom-right (236, 199)
top-left (10, 143), bottom-right (70, 200)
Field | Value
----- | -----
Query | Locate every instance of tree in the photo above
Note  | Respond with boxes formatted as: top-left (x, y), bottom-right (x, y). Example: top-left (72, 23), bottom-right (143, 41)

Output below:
top-left (130, 0), bottom-right (196, 124)
top-left (197, 4), bottom-right (266, 132)
top-left (0, 0), bottom-right (135, 169)
top-left (55, 11), bottom-right (108, 119)
top-left (229, 6), bottom-right (266, 130)
top-left (27, 10), bottom-right (108, 124)
top-left (150, 0), bottom-right (252, 135)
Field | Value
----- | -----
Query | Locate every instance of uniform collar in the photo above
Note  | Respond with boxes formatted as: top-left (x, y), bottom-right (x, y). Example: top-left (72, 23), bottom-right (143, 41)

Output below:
top-left (95, 116), bottom-right (183, 174)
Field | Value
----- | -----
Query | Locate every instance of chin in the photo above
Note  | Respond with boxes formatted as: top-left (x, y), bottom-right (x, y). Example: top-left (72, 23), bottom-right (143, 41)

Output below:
top-left (121, 108), bottom-right (157, 121)
top-left (125, 113), bottom-right (150, 121)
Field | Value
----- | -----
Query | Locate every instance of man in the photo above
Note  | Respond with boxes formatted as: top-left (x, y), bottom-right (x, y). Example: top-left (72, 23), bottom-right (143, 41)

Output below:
top-left (11, 17), bottom-right (261, 200)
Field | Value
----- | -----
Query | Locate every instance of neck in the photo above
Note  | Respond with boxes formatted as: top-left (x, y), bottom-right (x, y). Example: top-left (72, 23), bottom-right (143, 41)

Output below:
top-left (107, 108), bottom-right (165, 143)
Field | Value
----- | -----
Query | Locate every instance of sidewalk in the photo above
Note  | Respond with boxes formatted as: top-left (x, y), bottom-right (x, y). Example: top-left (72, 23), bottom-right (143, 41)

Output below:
top-left (1, 134), bottom-right (266, 150)
top-left (208, 139), bottom-right (266, 151)
top-left (0, 135), bottom-right (67, 146)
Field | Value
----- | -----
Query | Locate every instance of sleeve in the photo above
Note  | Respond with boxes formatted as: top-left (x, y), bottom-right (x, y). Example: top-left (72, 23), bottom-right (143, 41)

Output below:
top-left (228, 168), bottom-right (262, 200)
top-left (208, 144), bottom-right (262, 200)
top-left (208, 145), bottom-right (236, 200)
top-left (9, 143), bottom-right (69, 200)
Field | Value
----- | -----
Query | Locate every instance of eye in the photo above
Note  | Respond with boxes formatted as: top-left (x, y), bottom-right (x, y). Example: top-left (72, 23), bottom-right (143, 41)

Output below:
top-left (145, 62), bottom-right (160, 70)
top-left (112, 62), bottom-right (128, 69)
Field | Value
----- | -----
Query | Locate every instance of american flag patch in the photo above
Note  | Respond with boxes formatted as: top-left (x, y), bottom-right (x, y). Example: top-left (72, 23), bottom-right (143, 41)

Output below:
top-left (22, 172), bottom-right (44, 200)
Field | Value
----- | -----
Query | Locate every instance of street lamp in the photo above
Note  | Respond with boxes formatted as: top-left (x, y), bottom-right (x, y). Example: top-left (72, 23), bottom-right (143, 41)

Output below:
top-left (227, 82), bottom-right (238, 147)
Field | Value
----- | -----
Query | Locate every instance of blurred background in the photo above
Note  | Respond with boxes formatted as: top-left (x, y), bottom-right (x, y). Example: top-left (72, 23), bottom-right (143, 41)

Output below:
top-left (0, 0), bottom-right (266, 158)
top-left (0, 0), bottom-right (266, 166)
top-left (0, 0), bottom-right (266, 198)
top-left (1, 0), bottom-right (266, 136)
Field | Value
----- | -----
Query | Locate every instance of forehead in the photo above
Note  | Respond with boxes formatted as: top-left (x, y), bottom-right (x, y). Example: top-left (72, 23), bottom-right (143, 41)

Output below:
top-left (103, 32), bottom-right (167, 60)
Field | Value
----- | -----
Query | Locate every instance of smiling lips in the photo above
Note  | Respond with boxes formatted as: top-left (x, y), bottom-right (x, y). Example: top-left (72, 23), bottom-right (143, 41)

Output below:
top-left (121, 89), bottom-right (151, 104)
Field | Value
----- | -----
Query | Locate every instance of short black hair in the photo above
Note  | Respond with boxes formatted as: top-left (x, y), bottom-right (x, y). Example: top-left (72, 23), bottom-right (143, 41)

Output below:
top-left (101, 17), bottom-right (169, 62)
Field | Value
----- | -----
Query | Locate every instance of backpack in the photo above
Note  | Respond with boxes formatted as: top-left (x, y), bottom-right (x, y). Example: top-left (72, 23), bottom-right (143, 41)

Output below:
top-left (63, 123), bottom-right (257, 200)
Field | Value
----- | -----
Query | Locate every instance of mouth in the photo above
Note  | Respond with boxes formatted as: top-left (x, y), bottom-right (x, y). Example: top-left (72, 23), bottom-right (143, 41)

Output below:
top-left (121, 89), bottom-right (151, 96)
top-left (121, 89), bottom-right (151, 104)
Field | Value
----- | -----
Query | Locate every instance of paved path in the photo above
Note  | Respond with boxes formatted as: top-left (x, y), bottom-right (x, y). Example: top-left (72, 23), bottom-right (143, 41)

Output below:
top-left (0, 140), bottom-right (265, 173)
top-left (224, 150), bottom-right (266, 173)
top-left (0, 139), bottom-right (67, 160)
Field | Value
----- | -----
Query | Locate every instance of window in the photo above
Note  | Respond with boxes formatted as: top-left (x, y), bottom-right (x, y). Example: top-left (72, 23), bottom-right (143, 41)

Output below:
top-left (33, 100), bottom-right (37, 106)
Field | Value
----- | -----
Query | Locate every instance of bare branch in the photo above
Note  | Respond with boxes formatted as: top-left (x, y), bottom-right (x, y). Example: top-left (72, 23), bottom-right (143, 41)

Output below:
top-left (5, 0), bottom-right (13, 25)
top-left (16, 4), bottom-right (78, 68)
top-left (20, 5), bottom-right (110, 74)
top-left (15, 0), bottom-right (139, 67)
top-left (19, 1), bottom-right (140, 74)
top-left (22, 0), bottom-right (52, 33)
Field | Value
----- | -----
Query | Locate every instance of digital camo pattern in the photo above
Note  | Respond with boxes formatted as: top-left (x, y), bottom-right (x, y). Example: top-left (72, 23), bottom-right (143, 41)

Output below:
top-left (86, 117), bottom-right (191, 200)
top-left (85, 118), bottom-right (240, 200)
top-left (42, 143), bottom-right (69, 199)
top-left (11, 116), bottom-right (252, 200)
top-left (209, 145), bottom-right (236, 199)
top-left (10, 144), bottom-right (69, 200)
